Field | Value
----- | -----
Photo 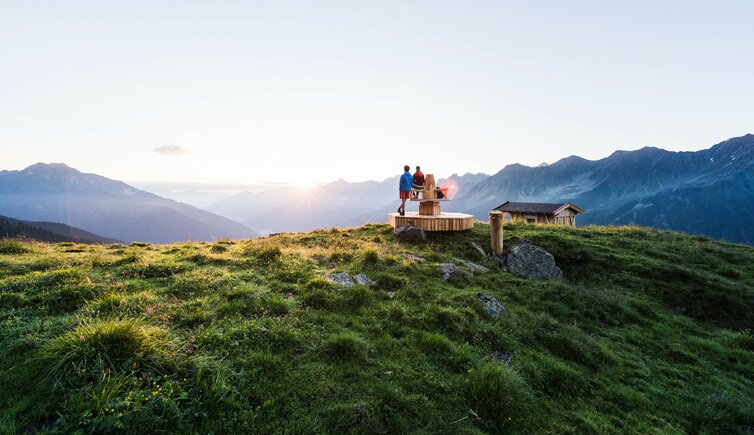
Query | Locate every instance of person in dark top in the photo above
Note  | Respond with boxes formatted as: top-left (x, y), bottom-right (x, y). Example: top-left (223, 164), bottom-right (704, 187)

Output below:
top-left (412, 166), bottom-right (425, 198)
top-left (398, 165), bottom-right (413, 216)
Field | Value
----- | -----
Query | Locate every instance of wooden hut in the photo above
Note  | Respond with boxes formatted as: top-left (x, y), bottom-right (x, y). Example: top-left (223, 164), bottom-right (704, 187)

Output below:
top-left (492, 201), bottom-right (583, 227)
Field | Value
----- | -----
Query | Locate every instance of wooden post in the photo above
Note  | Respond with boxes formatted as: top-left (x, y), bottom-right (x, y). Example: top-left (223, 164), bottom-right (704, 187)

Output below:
top-left (423, 174), bottom-right (436, 199)
top-left (489, 211), bottom-right (504, 256)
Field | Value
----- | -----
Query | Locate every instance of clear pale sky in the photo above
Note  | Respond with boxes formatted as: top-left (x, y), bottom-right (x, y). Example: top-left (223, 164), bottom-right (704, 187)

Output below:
top-left (2, 1), bottom-right (752, 185)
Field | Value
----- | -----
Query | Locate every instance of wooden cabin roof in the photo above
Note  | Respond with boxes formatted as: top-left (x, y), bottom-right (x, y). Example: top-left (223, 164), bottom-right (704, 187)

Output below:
top-left (493, 201), bottom-right (584, 215)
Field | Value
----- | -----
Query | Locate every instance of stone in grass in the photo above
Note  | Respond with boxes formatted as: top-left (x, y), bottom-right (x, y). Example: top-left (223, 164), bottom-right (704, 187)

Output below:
top-left (393, 225), bottom-right (426, 242)
top-left (322, 272), bottom-right (375, 287)
top-left (404, 253), bottom-right (426, 262)
top-left (353, 273), bottom-right (376, 286)
top-left (489, 351), bottom-right (512, 364)
top-left (498, 240), bottom-right (563, 280)
top-left (439, 263), bottom-right (457, 281)
top-left (451, 258), bottom-right (490, 273)
top-left (471, 242), bottom-right (487, 258)
top-left (477, 292), bottom-right (506, 318)
top-left (322, 272), bottom-right (355, 287)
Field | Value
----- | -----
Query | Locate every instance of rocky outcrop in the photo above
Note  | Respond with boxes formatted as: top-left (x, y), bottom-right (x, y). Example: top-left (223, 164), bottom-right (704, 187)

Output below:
top-left (394, 225), bottom-right (426, 241)
top-left (498, 240), bottom-right (563, 280)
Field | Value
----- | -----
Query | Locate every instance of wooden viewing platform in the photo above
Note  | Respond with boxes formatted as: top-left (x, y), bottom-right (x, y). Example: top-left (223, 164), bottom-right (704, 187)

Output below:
top-left (389, 172), bottom-right (474, 231)
top-left (388, 212), bottom-right (474, 231)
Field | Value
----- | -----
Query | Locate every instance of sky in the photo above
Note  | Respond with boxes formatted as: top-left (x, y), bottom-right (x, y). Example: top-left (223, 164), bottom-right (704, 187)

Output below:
top-left (1, 1), bottom-right (753, 186)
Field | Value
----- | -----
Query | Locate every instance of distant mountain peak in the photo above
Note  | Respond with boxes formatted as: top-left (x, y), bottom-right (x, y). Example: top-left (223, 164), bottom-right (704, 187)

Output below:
top-left (24, 162), bottom-right (76, 172)
top-left (604, 146), bottom-right (670, 162)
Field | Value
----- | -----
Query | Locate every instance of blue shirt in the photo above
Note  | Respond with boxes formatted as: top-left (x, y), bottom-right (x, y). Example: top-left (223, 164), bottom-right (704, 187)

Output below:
top-left (399, 172), bottom-right (413, 191)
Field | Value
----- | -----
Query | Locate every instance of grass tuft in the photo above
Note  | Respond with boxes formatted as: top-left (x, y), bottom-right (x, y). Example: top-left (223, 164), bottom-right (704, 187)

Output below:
top-left (0, 239), bottom-right (29, 254)
top-left (466, 363), bottom-right (534, 432)
top-left (39, 318), bottom-right (175, 388)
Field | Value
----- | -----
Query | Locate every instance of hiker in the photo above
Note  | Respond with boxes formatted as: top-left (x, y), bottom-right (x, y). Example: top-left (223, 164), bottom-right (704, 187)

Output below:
top-left (412, 166), bottom-right (425, 198)
top-left (398, 165), bottom-right (413, 216)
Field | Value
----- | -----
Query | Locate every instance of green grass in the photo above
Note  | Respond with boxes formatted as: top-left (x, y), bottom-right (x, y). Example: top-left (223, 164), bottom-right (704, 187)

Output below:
top-left (0, 222), bottom-right (752, 433)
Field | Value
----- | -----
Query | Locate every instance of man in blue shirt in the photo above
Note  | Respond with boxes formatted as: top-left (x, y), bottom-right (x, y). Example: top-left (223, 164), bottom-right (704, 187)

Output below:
top-left (398, 165), bottom-right (413, 216)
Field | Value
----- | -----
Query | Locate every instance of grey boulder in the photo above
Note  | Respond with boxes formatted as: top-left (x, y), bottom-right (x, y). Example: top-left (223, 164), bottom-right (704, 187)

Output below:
top-left (322, 272), bottom-right (355, 286)
top-left (477, 292), bottom-right (506, 318)
top-left (394, 225), bottom-right (426, 241)
top-left (498, 240), bottom-right (563, 280)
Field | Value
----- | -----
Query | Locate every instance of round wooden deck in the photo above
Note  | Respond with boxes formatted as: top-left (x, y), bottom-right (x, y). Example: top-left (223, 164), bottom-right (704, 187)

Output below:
top-left (387, 212), bottom-right (475, 232)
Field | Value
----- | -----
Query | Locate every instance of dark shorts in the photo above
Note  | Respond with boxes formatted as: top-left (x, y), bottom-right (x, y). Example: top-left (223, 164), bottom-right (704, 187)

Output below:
top-left (399, 190), bottom-right (410, 199)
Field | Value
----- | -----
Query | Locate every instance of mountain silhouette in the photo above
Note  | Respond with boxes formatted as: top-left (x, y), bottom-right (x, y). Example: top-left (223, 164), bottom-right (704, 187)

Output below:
top-left (0, 163), bottom-right (257, 243)
top-left (452, 134), bottom-right (754, 244)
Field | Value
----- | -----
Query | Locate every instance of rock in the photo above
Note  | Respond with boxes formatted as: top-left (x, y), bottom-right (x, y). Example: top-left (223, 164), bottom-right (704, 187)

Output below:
top-left (498, 241), bottom-right (563, 280)
top-left (477, 292), bottom-right (506, 318)
top-left (451, 258), bottom-right (490, 273)
top-left (542, 326), bottom-right (559, 335)
top-left (404, 253), bottom-right (426, 262)
top-left (322, 272), bottom-right (355, 287)
top-left (394, 225), bottom-right (426, 242)
top-left (353, 273), bottom-right (375, 286)
top-left (439, 263), bottom-right (457, 281)
top-left (386, 291), bottom-right (396, 299)
top-left (471, 242), bottom-right (487, 258)
top-left (489, 351), bottom-right (512, 364)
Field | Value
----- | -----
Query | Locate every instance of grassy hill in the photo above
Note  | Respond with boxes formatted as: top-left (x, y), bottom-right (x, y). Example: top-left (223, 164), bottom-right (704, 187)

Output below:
top-left (0, 223), bottom-right (752, 433)
top-left (1, 215), bottom-right (122, 244)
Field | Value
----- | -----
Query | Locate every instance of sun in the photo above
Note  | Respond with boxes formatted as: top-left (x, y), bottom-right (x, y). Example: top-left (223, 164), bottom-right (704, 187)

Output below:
top-left (294, 180), bottom-right (317, 191)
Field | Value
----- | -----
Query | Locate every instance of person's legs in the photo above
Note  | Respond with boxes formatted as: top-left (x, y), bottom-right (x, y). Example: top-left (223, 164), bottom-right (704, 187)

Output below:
top-left (399, 190), bottom-right (410, 214)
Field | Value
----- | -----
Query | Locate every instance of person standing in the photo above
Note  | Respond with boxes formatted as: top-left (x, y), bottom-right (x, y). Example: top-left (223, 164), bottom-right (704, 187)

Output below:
top-left (398, 165), bottom-right (413, 216)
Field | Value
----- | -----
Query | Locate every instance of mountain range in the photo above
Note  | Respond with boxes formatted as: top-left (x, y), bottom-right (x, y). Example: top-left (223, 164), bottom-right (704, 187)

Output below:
top-left (207, 134), bottom-right (754, 244)
top-left (1, 135), bottom-right (751, 244)
top-left (0, 163), bottom-right (257, 243)
top-left (449, 134), bottom-right (754, 244)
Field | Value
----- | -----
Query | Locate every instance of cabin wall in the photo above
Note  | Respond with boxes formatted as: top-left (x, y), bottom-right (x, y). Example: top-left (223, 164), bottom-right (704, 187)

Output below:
top-left (554, 209), bottom-right (577, 227)
top-left (504, 210), bottom-right (577, 227)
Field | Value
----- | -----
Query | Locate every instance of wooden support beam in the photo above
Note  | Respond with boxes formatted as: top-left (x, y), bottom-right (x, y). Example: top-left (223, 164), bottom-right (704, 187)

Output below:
top-left (419, 201), bottom-right (441, 216)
